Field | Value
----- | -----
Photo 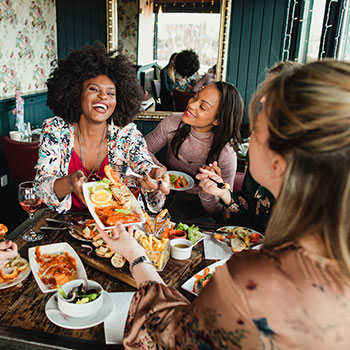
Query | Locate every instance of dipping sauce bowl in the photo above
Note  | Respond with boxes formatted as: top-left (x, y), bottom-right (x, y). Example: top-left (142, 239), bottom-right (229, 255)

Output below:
top-left (170, 238), bottom-right (193, 260)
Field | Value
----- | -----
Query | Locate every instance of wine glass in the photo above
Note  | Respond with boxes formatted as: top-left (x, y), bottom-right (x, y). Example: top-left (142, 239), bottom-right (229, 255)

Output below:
top-left (18, 181), bottom-right (43, 242)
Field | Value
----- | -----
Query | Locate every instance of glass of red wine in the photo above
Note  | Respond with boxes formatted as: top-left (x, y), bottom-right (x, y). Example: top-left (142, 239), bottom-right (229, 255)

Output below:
top-left (18, 181), bottom-right (43, 242)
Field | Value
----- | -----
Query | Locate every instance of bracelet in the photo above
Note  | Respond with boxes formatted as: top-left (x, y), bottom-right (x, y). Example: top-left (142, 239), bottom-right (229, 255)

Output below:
top-left (198, 191), bottom-right (215, 202)
top-left (129, 255), bottom-right (153, 278)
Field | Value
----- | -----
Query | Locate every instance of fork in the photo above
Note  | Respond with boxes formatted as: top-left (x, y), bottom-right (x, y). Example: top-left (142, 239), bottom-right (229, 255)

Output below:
top-left (121, 166), bottom-right (161, 186)
top-left (208, 177), bottom-right (227, 189)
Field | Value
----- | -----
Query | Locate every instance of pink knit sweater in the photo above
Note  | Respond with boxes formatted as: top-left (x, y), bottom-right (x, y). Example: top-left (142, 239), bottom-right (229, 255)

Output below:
top-left (145, 113), bottom-right (237, 215)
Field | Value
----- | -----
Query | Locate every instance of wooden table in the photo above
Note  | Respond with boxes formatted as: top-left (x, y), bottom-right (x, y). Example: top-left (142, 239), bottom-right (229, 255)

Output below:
top-left (0, 209), bottom-right (219, 350)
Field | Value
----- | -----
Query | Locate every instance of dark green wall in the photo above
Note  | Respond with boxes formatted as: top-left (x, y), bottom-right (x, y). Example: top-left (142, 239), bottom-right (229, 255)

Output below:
top-left (226, 0), bottom-right (289, 124)
top-left (56, 0), bottom-right (107, 59)
top-left (0, 92), bottom-right (53, 137)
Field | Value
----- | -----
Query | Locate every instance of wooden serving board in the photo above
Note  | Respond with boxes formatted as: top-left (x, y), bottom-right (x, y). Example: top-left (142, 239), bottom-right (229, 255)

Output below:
top-left (68, 235), bottom-right (202, 288)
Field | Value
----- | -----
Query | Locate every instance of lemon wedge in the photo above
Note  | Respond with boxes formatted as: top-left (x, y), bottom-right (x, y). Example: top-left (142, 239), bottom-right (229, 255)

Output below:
top-left (90, 189), bottom-right (112, 206)
top-left (91, 182), bottom-right (109, 193)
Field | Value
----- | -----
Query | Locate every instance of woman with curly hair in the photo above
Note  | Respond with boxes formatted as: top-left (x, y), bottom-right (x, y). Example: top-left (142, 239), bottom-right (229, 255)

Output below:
top-left (99, 60), bottom-right (350, 349)
top-left (146, 81), bottom-right (243, 218)
top-left (35, 42), bottom-right (169, 213)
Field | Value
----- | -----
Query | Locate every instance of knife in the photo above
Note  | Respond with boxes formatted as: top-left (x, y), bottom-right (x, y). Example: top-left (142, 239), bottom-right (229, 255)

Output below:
top-left (40, 226), bottom-right (70, 231)
top-left (45, 218), bottom-right (73, 225)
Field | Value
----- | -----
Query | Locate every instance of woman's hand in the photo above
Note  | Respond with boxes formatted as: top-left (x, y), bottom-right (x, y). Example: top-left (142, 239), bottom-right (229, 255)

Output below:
top-left (0, 240), bottom-right (18, 266)
top-left (203, 161), bottom-right (221, 177)
top-left (196, 167), bottom-right (228, 196)
top-left (139, 166), bottom-right (170, 195)
top-left (96, 222), bottom-right (145, 263)
top-left (96, 223), bottom-right (164, 286)
top-left (54, 170), bottom-right (86, 203)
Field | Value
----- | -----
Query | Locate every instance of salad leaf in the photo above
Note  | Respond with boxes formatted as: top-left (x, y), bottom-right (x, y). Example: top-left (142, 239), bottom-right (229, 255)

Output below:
top-left (57, 285), bottom-right (67, 299)
top-left (176, 222), bottom-right (189, 232)
top-left (114, 209), bottom-right (131, 215)
top-left (187, 225), bottom-right (201, 244)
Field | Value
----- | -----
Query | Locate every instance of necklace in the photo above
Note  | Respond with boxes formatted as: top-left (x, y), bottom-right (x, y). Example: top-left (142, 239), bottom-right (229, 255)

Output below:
top-left (77, 124), bottom-right (106, 182)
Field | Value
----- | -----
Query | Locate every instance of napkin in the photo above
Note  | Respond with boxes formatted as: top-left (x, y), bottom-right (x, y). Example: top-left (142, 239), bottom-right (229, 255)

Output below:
top-left (104, 292), bottom-right (135, 344)
top-left (203, 234), bottom-right (232, 260)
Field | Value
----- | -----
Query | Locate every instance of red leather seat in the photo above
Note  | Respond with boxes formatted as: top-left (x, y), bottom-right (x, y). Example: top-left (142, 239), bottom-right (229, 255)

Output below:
top-left (233, 172), bottom-right (245, 192)
top-left (172, 89), bottom-right (195, 112)
top-left (0, 136), bottom-right (39, 183)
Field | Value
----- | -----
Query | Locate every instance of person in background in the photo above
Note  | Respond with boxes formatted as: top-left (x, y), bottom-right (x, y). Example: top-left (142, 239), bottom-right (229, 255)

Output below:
top-left (192, 64), bottom-right (216, 93)
top-left (35, 42), bottom-right (169, 214)
top-left (198, 60), bottom-right (302, 233)
top-left (159, 52), bottom-right (177, 110)
top-left (146, 82), bottom-right (243, 218)
top-left (99, 60), bottom-right (350, 349)
top-left (175, 50), bottom-right (214, 92)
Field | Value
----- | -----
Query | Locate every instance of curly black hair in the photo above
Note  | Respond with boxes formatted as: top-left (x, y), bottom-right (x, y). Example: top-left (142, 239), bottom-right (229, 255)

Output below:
top-left (174, 49), bottom-right (200, 78)
top-left (46, 42), bottom-right (144, 126)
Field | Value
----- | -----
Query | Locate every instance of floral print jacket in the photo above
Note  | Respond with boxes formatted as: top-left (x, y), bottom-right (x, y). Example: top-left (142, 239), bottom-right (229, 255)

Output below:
top-left (35, 116), bottom-right (165, 213)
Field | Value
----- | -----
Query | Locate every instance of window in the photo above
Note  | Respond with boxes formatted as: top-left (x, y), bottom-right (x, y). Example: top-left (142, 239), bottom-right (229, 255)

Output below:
top-left (156, 13), bottom-right (220, 72)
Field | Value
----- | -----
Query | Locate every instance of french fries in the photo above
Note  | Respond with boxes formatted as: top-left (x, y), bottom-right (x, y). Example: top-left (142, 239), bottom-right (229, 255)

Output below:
top-left (136, 231), bottom-right (170, 270)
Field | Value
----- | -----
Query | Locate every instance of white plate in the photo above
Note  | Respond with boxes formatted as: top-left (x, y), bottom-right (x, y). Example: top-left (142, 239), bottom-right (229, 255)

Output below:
top-left (0, 264), bottom-right (31, 290)
top-left (45, 291), bottom-right (113, 329)
top-left (28, 242), bottom-right (88, 293)
top-left (82, 182), bottom-right (145, 229)
top-left (168, 171), bottom-right (194, 191)
top-left (215, 226), bottom-right (263, 249)
top-left (181, 258), bottom-right (229, 296)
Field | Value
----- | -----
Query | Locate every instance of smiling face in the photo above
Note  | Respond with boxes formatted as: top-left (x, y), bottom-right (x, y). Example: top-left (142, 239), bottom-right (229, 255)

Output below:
top-left (80, 75), bottom-right (116, 124)
top-left (182, 84), bottom-right (220, 132)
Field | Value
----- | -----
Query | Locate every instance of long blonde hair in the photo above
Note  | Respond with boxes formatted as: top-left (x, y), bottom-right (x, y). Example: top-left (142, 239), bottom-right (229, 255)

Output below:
top-left (250, 60), bottom-right (350, 276)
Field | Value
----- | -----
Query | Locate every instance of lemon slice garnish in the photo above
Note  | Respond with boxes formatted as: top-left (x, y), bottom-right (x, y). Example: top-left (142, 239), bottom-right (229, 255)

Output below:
top-left (91, 182), bottom-right (109, 193)
top-left (90, 190), bottom-right (112, 206)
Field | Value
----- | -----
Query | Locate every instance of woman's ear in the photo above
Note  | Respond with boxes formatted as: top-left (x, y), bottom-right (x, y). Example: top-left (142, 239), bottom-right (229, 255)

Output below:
top-left (213, 119), bottom-right (219, 126)
top-left (270, 154), bottom-right (286, 179)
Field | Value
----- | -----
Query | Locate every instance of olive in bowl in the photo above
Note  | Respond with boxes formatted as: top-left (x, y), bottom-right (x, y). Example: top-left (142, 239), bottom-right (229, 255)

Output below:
top-left (57, 279), bottom-right (103, 318)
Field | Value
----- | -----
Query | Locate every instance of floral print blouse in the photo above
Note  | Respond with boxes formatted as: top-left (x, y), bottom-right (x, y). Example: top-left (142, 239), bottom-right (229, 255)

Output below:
top-left (123, 240), bottom-right (350, 349)
top-left (220, 159), bottom-right (275, 234)
top-left (35, 116), bottom-right (165, 213)
top-left (175, 71), bottom-right (202, 92)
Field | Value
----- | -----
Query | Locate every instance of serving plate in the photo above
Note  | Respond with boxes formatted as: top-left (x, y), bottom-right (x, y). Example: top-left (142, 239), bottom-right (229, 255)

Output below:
top-left (82, 182), bottom-right (145, 229)
top-left (28, 242), bottom-right (87, 293)
top-left (0, 263), bottom-right (31, 290)
top-left (45, 291), bottom-right (113, 329)
top-left (214, 226), bottom-right (263, 250)
top-left (181, 258), bottom-right (229, 296)
top-left (167, 171), bottom-right (194, 191)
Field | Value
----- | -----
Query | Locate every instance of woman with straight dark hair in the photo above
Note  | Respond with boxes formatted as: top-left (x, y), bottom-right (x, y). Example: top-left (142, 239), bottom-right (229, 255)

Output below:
top-left (146, 81), bottom-right (244, 216)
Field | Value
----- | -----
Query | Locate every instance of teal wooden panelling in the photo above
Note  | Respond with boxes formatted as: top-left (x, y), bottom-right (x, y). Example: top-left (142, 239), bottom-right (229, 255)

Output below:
top-left (226, 0), bottom-right (289, 124)
top-left (0, 92), bottom-right (53, 137)
top-left (56, 0), bottom-right (107, 59)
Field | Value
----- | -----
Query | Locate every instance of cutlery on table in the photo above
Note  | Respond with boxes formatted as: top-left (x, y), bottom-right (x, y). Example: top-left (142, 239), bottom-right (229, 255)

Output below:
top-left (45, 218), bottom-right (74, 226)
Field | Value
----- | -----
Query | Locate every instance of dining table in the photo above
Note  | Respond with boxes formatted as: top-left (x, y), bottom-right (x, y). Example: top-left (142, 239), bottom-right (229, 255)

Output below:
top-left (0, 207), bottom-right (223, 350)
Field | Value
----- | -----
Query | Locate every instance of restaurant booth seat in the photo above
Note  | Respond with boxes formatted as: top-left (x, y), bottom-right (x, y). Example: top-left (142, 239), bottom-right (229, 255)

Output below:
top-left (173, 89), bottom-right (195, 112)
top-left (0, 136), bottom-right (39, 184)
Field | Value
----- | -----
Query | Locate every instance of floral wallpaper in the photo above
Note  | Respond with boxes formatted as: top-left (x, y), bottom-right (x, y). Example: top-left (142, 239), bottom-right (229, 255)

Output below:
top-left (117, 0), bottom-right (138, 64)
top-left (0, 0), bottom-right (57, 99)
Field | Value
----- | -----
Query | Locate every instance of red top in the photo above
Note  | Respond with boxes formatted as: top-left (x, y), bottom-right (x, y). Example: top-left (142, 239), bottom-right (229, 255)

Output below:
top-left (68, 149), bottom-right (109, 210)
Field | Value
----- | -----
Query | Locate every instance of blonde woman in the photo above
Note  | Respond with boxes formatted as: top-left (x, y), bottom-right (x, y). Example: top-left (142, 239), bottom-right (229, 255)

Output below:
top-left (98, 60), bottom-right (350, 349)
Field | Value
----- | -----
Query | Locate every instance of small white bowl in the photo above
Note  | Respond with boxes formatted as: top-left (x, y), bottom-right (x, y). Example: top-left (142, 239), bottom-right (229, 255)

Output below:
top-left (170, 238), bottom-right (193, 260)
top-left (57, 279), bottom-right (103, 318)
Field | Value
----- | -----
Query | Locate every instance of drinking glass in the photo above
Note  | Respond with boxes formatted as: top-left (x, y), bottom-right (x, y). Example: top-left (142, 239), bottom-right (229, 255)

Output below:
top-left (18, 181), bottom-right (43, 242)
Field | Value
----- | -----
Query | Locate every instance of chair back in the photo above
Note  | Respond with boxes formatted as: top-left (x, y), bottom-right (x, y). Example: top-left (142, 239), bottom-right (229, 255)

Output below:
top-left (0, 136), bottom-right (39, 184)
top-left (151, 80), bottom-right (161, 102)
top-left (172, 89), bottom-right (195, 112)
